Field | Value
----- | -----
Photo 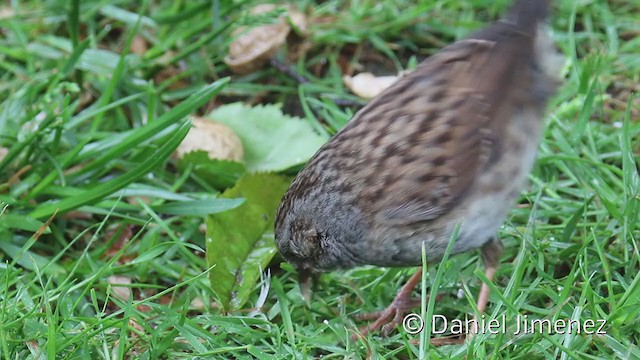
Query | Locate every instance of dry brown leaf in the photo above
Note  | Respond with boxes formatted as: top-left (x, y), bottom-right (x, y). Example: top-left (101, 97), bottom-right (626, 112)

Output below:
top-left (190, 297), bottom-right (206, 310)
top-left (61, 211), bottom-right (93, 220)
top-left (25, 341), bottom-right (40, 358)
top-left (249, 4), bottom-right (307, 35)
top-left (104, 224), bottom-right (134, 259)
top-left (128, 317), bottom-right (145, 333)
top-left (0, 147), bottom-right (8, 162)
top-left (343, 72), bottom-right (400, 99)
top-left (130, 35), bottom-right (148, 56)
top-left (126, 196), bottom-right (152, 206)
top-left (0, 7), bottom-right (14, 20)
top-left (224, 4), bottom-right (307, 74)
top-left (108, 275), bottom-right (132, 301)
top-left (189, 297), bottom-right (219, 311)
top-left (175, 116), bottom-right (244, 162)
top-left (136, 304), bottom-right (152, 312)
top-left (153, 66), bottom-right (189, 91)
top-left (225, 23), bottom-right (290, 75)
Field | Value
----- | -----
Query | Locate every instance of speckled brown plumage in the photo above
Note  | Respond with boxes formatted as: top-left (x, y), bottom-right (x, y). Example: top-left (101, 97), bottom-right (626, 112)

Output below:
top-left (274, 0), bottom-right (563, 339)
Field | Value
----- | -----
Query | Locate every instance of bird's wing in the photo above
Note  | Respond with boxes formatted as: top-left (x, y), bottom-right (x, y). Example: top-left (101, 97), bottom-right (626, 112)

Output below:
top-left (343, 21), bottom-right (540, 226)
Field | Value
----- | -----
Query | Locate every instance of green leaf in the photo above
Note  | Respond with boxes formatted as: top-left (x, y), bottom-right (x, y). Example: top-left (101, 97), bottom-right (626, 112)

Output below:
top-left (206, 173), bottom-right (291, 311)
top-left (230, 233), bottom-right (277, 310)
top-left (210, 103), bottom-right (327, 172)
top-left (178, 151), bottom-right (246, 189)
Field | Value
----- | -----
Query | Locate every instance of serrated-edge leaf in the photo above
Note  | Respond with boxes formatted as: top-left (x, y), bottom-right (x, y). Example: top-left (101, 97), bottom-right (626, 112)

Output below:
top-left (230, 233), bottom-right (278, 310)
top-left (205, 173), bottom-right (290, 311)
top-left (211, 102), bottom-right (327, 172)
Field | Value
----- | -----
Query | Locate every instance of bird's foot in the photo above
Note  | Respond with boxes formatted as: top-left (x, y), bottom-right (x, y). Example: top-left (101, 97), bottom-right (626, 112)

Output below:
top-left (351, 268), bottom-right (433, 340)
top-left (354, 296), bottom-right (424, 338)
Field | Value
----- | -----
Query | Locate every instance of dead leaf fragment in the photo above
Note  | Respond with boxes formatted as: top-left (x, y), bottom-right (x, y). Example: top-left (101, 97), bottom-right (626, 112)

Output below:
top-left (249, 4), bottom-right (307, 35)
top-left (224, 4), bottom-right (307, 74)
top-left (130, 35), bottom-right (148, 56)
top-left (176, 117), bottom-right (244, 162)
top-left (343, 72), bottom-right (399, 99)
top-left (153, 66), bottom-right (190, 92)
top-left (225, 23), bottom-right (290, 75)
top-left (0, 147), bottom-right (8, 162)
top-left (256, 4), bottom-right (307, 35)
top-left (0, 7), bottom-right (14, 20)
top-left (108, 275), bottom-right (132, 301)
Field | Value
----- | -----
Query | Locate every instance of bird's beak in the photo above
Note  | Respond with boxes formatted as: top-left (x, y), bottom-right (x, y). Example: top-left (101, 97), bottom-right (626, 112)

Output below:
top-left (298, 269), bottom-right (318, 306)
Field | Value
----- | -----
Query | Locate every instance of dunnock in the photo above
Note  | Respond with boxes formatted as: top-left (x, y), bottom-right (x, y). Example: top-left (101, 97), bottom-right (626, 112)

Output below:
top-left (275, 0), bottom-right (563, 338)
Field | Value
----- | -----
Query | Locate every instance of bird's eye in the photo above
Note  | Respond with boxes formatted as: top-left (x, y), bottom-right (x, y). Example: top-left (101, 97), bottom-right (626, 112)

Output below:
top-left (303, 228), bottom-right (318, 240)
top-left (293, 227), bottom-right (320, 259)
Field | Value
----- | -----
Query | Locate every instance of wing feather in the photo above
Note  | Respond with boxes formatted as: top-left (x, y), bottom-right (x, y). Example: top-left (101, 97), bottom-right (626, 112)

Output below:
top-left (343, 23), bottom-right (538, 226)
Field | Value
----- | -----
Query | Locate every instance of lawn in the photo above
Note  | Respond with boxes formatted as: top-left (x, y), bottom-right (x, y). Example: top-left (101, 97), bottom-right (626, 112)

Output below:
top-left (0, 0), bottom-right (639, 359)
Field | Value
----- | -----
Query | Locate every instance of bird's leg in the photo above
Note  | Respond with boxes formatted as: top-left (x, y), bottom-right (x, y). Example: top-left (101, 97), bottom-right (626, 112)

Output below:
top-left (352, 239), bottom-right (503, 341)
top-left (352, 268), bottom-right (425, 339)
top-left (407, 238), bottom-right (505, 346)
top-left (471, 237), bottom-right (503, 335)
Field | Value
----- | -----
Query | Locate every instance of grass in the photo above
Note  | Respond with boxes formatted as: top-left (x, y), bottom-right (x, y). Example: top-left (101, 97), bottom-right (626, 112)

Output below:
top-left (0, 0), bottom-right (639, 358)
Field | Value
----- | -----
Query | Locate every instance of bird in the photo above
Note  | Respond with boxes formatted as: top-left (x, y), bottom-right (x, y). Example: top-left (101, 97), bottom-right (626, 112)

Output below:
top-left (275, 0), bottom-right (563, 339)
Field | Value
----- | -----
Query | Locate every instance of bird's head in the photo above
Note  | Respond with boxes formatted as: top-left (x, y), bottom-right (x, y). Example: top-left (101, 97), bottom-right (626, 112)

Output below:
top-left (275, 213), bottom-right (325, 303)
top-left (275, 188), bottom-right (367, 302)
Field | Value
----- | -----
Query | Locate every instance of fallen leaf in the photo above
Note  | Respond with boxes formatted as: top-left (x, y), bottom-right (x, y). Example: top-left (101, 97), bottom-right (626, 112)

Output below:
top-left (343, 72), bottom-right (400, 99)
top-left (104, 224), bottom-right (134, 259)
top-left (108, 275), bottom-right (132, 301)
top-left (285, 9), bottom-right (307, 35)
top-left (137, 304), bottom-right (152, 312)
top-left (130, 35), bottom-right (148, 56)
top-left (126, 196), bottom-right (151, 205)
top-left (153, 66), bottom-right (189, 91)
top-left (249, 4), bottom-right (307, 35)
top-left (225, 23), bottom-right (290, 75)
top-left (206, 173), bottom-right (290, 311)
top-left (0, 147), bottom-right (7, 162)
top-left (128, 317), bottom-right (144, 333)
top-left (224, 4), bottom-right (307, 74)
top-left (0, 7), bottom-right (14, 20)
top-left (190, 297), bottom-right (207, 310)
top-left (210, 103), bottom-right (326, 172)
top-left (175, 116), bottom-right (244, 162)
top-left (60, 211), bottom-right (93, 220)
top-left (25, 341), bottom-right (40, 358)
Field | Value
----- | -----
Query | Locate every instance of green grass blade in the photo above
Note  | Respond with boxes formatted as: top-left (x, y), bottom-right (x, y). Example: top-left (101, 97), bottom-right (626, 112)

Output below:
top-left (29, 121), bottom-right (191, 219)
